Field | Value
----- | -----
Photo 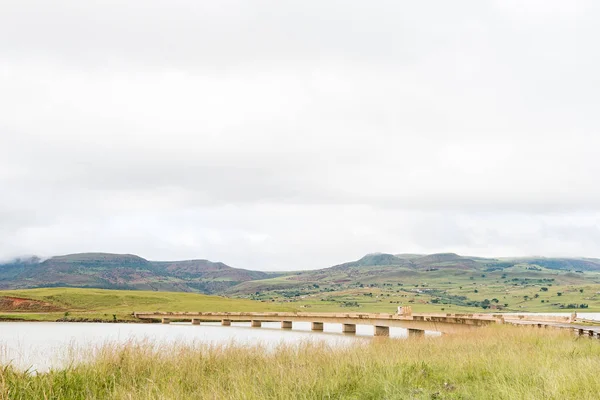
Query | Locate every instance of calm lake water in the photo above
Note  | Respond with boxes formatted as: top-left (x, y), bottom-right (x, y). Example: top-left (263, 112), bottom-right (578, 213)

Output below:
top-left (0, 321), bottom-right (437, 372)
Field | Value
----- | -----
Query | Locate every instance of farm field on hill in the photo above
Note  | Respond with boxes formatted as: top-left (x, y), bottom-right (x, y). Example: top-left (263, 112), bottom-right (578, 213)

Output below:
top-left (229, 260), bottom-right (600, 314)
top-left (4, 253), bottom-right (600, 320)
top-left (0, 288), bottom-right (295, 322)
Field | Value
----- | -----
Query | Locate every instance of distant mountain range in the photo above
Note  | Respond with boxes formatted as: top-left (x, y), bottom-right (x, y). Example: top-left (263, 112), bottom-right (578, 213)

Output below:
top-left (0, 253), bottom-right (271, 293)
top-left (333, 252), bottom-right (600, 271)
top-left (2, 252), bottom-right (600, 294)
top-left (224, 252), bottom-right (600, 295)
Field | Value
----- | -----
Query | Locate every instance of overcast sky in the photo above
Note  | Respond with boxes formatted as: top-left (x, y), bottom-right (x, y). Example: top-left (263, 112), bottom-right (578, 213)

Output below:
top-left (1, 1), bottom-right (599, 270)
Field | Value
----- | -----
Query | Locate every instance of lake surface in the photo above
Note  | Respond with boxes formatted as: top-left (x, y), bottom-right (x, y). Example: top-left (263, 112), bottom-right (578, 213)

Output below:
top-left (0, 321), bottom-right (436, 372)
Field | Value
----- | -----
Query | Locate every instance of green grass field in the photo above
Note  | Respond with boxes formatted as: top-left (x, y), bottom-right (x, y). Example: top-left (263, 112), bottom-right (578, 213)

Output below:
top-left (232, 264), bottom-right (600, 314)
top-left (0, 288), bottom-right (296, 322)
top-left (3, 281), bottom-right (600, 323)
top-left (2, 326), bottom-right (600, 399)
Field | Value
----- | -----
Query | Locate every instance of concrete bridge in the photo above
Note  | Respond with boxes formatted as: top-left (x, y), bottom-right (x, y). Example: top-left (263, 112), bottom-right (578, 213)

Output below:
top-left (133, 311), bottom-right (502, 336)
top-left (506, 318), bottom-right (600, 338)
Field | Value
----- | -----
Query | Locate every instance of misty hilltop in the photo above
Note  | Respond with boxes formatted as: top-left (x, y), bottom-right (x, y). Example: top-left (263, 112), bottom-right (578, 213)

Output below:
top-left (0, 253), bottom-right (271, 294)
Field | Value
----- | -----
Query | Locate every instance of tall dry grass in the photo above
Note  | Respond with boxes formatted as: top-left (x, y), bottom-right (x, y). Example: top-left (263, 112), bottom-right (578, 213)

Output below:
top-left (2, 325), bottom-right (600, 399)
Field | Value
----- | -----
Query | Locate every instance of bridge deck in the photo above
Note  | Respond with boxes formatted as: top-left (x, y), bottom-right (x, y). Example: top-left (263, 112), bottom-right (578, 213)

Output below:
top-left (506, 319), bottom-right (600, 336)
top-left (133, 311), bottom-right (600, 336)
top-left (133, 311), bottom-right (499, 334)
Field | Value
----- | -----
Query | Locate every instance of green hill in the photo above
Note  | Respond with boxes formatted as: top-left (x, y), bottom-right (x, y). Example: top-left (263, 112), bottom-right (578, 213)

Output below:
top-left (0, 287), bottom-right (295, 322)
top-left (224, 253), bottom-right (600, 314)
top-left (0, 253), bottom-right (271, 293)
top-left (3, 252), bottom-right (600, 314)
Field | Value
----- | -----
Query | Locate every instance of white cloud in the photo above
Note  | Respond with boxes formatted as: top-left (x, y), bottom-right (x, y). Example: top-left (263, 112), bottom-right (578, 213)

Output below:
top-left (1, 1), bottom-right (599, 269)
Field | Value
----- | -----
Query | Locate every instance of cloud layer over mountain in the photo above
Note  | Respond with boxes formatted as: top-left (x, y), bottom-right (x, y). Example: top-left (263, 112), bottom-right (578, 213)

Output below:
top-left (1, 1), bottom-right (599, 269)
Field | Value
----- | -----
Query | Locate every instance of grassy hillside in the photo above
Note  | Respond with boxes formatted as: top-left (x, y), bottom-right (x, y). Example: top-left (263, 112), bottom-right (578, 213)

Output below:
top-left (4, 252), bottom-right (600, 315)
top-left (227, 254), bottom-right (600, 313)
top-left (0, 253), bottom-right (271, 294)
top-left (0, 288), bottom-right (296, 322)
top-left (3, 326), bottom-right (600, 399)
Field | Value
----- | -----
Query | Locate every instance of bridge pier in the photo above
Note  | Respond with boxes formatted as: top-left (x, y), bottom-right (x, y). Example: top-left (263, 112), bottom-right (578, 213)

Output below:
top-left (281, 321), bottom-right (292, 329)
top-left (375, 326), bottom-right (390, 337)
top-left (251, 320), bottom-right (262, 327)
top-left (221, 319), bottom-right (231, 326)
top-left (161, 318), bottom-right (170, 324)
top-left (408, 328), bottom-right (425, 338)
top-left (311, 322), bottom-right (324, 331)
top-left (343, 324), bottom-right (356, 333)
top-left (192, 319), bottom-right (201, 325)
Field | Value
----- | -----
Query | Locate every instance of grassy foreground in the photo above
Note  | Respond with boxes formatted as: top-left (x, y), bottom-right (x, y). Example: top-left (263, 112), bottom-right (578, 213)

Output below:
top-left (2, 326), bottom-right (600, 399)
